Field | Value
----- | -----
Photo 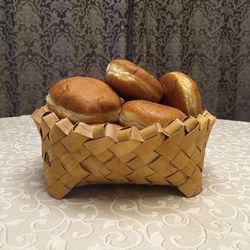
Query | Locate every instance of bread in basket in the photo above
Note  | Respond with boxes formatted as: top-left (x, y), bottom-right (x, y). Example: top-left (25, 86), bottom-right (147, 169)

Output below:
top-left (32, 59), bottom-right (216, 199)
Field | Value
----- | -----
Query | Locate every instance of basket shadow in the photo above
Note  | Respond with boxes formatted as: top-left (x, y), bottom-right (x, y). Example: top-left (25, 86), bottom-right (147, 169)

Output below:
top-left (67, 184), bottom-right (183, 201)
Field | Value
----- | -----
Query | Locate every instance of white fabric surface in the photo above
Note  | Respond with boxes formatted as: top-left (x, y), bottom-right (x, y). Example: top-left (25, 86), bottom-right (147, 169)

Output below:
top-left (0, 115), bottom-right (249, 250)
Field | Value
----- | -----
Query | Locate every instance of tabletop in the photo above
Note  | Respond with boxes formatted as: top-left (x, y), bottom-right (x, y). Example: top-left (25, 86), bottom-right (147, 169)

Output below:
top-left (0, 115), bottom-right (250, 250)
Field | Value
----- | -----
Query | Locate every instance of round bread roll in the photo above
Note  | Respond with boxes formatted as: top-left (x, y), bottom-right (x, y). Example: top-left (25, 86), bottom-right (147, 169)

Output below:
top-left (160, 71), bottom-right (202, 116)
top-left (119, 100), bottom-right (186, 129)
top-left (46, 76), bottom-right (121, 124)
top-left (105, 59), bottom-right (163, 102)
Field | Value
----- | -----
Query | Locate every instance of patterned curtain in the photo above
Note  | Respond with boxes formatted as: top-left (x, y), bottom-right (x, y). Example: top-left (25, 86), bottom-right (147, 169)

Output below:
top-left (0, 0), bottom-right (250, 121)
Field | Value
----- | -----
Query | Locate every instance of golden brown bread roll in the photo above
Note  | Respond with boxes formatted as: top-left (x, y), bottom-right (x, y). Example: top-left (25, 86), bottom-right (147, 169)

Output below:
top-left (119, 100), bottom-right (186, 129)
top-left (160, 71), bottom-right (202, 116)
top-left (46, 76), bottom-right (121, 124)
top-left (105, 59), bottom-right (163, 102)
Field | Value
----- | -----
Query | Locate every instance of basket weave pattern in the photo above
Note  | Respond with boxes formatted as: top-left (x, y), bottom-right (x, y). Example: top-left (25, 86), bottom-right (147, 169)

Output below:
top-left (32, 106), bottom-right (216, 199)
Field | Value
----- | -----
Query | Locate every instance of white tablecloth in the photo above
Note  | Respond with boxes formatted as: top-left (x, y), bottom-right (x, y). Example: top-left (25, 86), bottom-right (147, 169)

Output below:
top-left (0, 115), bottom-right (249, 250)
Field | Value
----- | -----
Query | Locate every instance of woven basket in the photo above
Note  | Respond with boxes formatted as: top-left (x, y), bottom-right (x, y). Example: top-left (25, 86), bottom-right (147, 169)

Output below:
top-left (32, 105), bottom-right (216, 199)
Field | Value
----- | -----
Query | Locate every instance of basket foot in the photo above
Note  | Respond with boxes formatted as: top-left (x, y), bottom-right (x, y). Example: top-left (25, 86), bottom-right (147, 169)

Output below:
top-left (177, 177), bottom-right (202, 197)
top-left (47, 181), bottom-right (72, 199)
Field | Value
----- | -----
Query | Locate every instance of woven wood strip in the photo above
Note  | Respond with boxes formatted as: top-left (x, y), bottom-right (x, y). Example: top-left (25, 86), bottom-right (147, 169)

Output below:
top-left (32, 105), bottom-right (216, 199)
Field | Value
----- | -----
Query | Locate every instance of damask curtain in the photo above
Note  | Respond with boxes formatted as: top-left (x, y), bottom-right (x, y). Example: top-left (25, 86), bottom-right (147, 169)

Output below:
top-left (0, 1), bottom-right (250, 121)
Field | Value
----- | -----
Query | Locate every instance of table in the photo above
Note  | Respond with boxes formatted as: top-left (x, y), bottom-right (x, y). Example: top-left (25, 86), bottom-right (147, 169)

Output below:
top-left (0, 115), bottom-right (250, 250)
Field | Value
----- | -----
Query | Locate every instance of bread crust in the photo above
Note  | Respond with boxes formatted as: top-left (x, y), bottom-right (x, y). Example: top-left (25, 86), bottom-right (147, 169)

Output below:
top-left (119, 100), bottom-right (186, 129)
top-left (160, 72), bottom-right (202, 116)
top-left (105, 59), bottom-right (163, 102)
top-left (47, 76), bottom-right (121, 123)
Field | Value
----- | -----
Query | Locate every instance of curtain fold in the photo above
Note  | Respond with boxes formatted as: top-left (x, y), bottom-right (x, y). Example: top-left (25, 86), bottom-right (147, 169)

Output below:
top-left (0, 0), bottom-right (250, 121)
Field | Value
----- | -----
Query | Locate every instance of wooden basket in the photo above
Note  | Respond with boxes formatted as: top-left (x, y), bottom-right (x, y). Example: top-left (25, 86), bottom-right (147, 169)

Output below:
top-left (32, 105), bottom-right (216, 199)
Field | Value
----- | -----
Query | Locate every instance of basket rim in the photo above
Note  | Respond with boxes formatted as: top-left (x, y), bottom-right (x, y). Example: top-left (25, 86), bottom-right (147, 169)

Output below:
top-left (32, 105), bottom-right (216, 143)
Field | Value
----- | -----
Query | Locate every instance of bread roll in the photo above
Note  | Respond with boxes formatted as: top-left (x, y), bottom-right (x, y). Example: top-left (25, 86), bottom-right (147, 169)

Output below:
top-left (46, 76), bottom-right (121, 124)
top-left (105, 59), bottom-right (163, 102)
top-left (119, 100), bottom-right (186, 129)
top-left (160, 71), bottom-right (202, 116)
